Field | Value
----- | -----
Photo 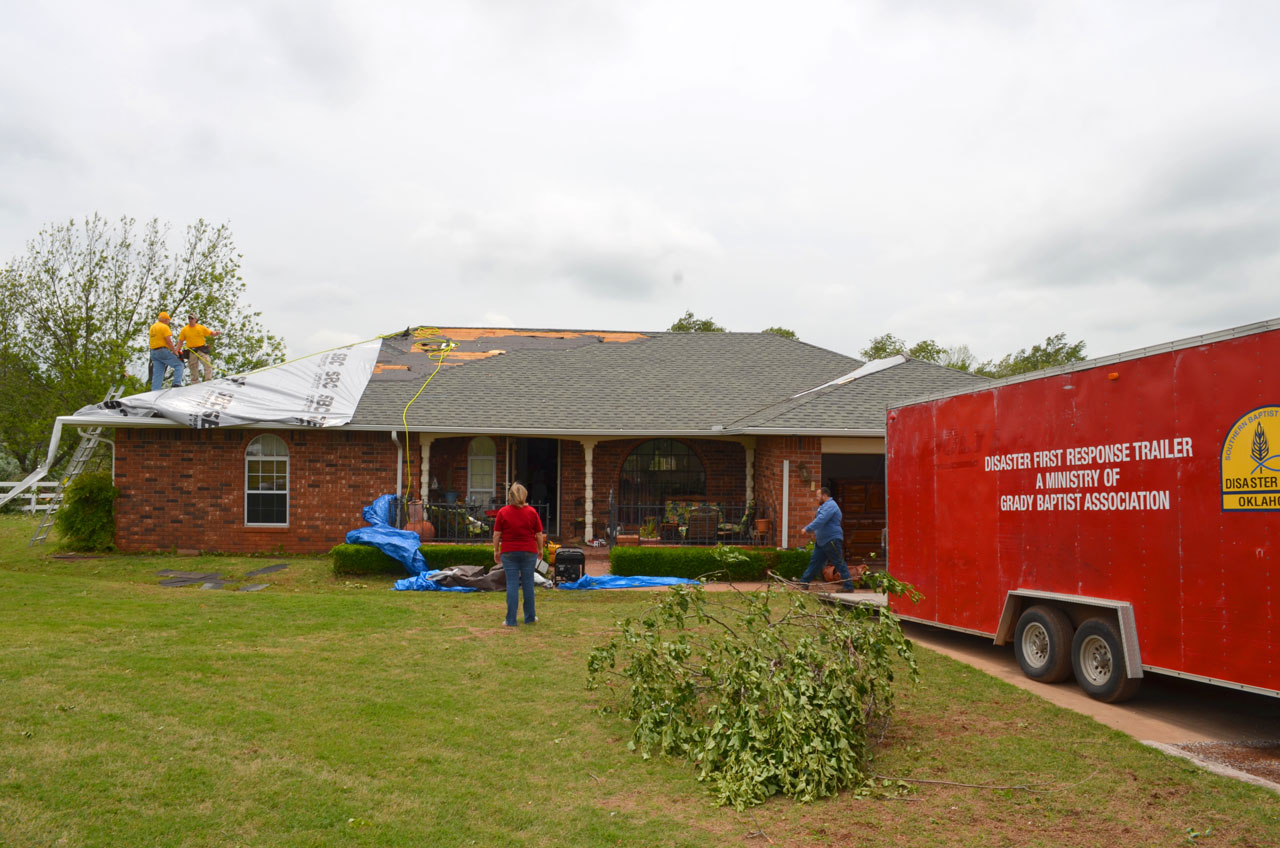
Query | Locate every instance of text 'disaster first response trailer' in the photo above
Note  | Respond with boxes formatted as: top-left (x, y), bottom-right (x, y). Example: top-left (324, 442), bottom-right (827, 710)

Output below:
top-left (886, 319), bottom-right (1279, 702)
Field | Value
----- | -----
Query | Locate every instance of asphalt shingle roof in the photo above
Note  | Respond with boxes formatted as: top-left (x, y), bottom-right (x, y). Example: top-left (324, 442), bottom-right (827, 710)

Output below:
top-left (349, 327), bottom-right (986, 434)
top-left (729, 358), bottom-right (989, 431)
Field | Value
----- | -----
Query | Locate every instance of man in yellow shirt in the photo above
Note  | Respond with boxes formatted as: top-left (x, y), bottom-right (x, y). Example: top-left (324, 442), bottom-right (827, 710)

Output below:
top-left (177, 314), bottom-right (222, 383)
top-left (148, 311), bottom-right (184, 391)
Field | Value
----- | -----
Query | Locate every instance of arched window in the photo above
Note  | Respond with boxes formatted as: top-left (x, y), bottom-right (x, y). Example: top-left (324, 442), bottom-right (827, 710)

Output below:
top-left (245, 434), bottom-right (289, 525)
top-left (467, 436), bottom-right (497, 505)
top-left (620, 439), bottom-right (705, 503)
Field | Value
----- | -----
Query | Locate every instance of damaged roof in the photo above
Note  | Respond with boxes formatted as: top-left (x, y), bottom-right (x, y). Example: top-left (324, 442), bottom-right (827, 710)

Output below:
top-left (727, 357), bottom-right (989, 431)
top-left (351, 326), bottom-right (984, 435)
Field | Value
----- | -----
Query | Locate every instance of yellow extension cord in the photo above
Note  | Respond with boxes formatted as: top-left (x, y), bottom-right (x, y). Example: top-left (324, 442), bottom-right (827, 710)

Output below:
top-left (400, 327), bottom-right (455, 500)
top-left (203, 325), bottom-right (453, 506)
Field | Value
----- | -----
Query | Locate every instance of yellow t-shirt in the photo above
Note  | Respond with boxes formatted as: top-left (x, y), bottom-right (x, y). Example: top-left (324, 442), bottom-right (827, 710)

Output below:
top-left (149, 321), bottom-right (172, 350)
top-left (178, 324), bottom-right (213, 349)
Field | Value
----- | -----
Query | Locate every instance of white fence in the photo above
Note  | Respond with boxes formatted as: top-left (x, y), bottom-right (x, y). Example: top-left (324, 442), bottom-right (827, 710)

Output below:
top-left (0, 481), bottom-right (58, 513)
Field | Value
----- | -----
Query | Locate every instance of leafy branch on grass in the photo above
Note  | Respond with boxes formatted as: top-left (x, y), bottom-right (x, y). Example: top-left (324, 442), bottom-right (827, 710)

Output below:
top-left (587, 581), bottom-right (920, 809)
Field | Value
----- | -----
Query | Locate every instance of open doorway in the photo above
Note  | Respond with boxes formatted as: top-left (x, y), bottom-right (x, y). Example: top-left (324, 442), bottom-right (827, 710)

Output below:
top-left (513, 438), bottom-right (560, 535)
top-left (821, 453), bottom-right (886, 562)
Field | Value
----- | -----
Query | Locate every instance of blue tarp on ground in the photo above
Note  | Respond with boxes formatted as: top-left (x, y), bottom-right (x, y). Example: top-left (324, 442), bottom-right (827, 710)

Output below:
top-left (345, 493), bottom-right (430, 577)
top-left (393, 571), bottom-right (480, 592)
top-left (557, 575), bottom-right (700, 590)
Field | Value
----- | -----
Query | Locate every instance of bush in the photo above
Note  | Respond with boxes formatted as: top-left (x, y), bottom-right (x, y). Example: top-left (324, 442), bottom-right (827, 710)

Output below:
top-left (587, 580), bottom-right (921, 808)
top-left (609, 544), bottom-right (815, 581)
top-left (54, 471), bottom-right (118, 551)
top-left (331, 543), bottom-right (492, 576)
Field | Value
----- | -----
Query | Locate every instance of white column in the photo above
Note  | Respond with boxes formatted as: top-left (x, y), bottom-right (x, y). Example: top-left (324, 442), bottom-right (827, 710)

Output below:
top-left (734, 435), bottom-right (756, 507)
top-left (781, 459), bottom-right (790, 549)
top-left (581, 437), bottom-right (599, 541)
top-left (419, 436), bottom-right (435, 500)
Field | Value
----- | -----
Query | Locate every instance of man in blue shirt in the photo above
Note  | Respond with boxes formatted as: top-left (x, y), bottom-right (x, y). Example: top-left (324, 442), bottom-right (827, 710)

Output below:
top-left (799, 486), bottom-right (856, 592)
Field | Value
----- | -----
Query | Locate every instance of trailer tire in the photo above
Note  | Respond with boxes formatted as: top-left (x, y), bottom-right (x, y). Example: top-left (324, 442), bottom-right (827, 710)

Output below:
top-left (1013, 605), bottom-right (1074, 683)
top-left (1071, 618), bottom-right (1142, 703)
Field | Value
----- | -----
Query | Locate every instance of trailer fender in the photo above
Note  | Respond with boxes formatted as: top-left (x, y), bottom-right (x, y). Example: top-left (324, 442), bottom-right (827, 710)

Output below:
top-left (995, 589), bottom-right (1142, 679)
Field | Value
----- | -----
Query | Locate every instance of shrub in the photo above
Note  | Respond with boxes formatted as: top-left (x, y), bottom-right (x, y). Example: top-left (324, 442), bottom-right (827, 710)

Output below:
top-left (609, 544), bottom-right (815, 581)
top-left (54, 471), bottom-right (118, 551)
top-left (587, 579), bottom-right (921, 809)
top-left (331, 543), bottom-right (493, 576)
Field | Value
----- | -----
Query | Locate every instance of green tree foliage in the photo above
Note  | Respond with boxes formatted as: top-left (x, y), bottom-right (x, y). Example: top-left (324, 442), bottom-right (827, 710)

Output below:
top-left (53, 470), bottom-right (118, 551)
top-left (0, 215), bottom-right (286, 473)
top-left (588, 579), bottom-right (921, 809)
top-left (668, 310), bottom-right (726, 332)
top-left (858, 332), bottom-right (907, 360)
top-left (859, 333), bottom-right (948, 363)
top-left (974, 332), bottom-right (1087, 378)
top-left (761, 326), bottom-right (798, 340)
top-left (859, 331), bottom-right (1085, 377)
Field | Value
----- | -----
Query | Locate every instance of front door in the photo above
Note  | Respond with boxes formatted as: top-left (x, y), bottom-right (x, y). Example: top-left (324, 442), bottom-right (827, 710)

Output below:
top-left (513, 438), bottom-right (560, 535)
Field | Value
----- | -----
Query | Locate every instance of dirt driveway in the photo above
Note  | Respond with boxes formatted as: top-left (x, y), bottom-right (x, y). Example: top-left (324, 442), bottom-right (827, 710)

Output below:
top-left (903, 620), bottom-right (1280, 791)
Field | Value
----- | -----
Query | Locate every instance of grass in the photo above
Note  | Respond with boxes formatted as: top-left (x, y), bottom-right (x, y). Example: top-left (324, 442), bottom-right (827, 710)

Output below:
top-left (0, 514), bottom-right (1277, 847)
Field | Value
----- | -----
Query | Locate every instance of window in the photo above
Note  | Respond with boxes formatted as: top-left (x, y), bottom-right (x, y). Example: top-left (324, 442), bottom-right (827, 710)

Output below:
top-left (467, 436), bottom-right (497, 505)
top-left (620, 439), bottom-right (705, 504)
top-left (246, 434), bottom-right (289, 525)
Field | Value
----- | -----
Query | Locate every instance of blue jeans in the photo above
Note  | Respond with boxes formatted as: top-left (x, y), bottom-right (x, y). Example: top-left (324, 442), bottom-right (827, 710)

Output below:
top-left (502, 551), bottom-right (537, 625)
top-left (150, 348), bottom-right (185, 391)
top-left (799, 539), bottom-right (855, 591)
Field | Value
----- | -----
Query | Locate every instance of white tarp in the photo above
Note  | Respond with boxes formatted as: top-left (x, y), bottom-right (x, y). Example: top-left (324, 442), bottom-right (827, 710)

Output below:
top-left (77, 339), bottom-right (382, 429)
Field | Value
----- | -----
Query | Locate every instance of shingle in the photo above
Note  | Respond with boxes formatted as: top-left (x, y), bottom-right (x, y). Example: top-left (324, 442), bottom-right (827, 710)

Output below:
top-left (733, 359), bottom-right (989, 430)
top-left (350, 327), bottom-right (986, 434)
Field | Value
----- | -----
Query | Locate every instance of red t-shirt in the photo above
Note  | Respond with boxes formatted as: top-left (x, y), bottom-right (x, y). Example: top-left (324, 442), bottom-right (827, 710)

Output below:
top-left (494, 504), bottom-right (543, 553)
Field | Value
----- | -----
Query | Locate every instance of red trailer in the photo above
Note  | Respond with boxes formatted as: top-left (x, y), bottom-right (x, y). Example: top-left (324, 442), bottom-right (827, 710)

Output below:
top-left (886, 319), bottom-right (1280, 702)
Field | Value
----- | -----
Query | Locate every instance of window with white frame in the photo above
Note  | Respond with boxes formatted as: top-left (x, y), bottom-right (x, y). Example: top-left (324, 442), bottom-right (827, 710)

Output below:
top-left (245, 434), bottom-right (289, 525)
top-left (467, 436), bottom-right (497, 505)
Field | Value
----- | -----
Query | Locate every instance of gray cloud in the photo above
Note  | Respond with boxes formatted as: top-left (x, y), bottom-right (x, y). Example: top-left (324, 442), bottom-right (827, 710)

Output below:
top-left (1003, 136), bottom-right (1280, 292)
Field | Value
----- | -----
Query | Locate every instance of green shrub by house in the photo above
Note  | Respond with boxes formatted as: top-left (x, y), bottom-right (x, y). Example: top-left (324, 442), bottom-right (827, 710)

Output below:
top-left (331, 542), bottom-right (493, 576)
top-left (53, 471), bottom-right (118, 551)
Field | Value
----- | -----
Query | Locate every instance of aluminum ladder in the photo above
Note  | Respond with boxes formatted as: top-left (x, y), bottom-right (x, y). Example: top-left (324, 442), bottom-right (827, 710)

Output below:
top-left (30, 385), bottom-right (124, 546)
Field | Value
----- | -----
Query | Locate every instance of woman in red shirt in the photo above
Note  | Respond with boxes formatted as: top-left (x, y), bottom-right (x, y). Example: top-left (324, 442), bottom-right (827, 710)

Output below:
top-left (493, 482), bottom-right (545, 626)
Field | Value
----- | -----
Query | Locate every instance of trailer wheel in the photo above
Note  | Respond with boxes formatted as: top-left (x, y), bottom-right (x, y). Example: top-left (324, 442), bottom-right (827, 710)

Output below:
top-left (1013, 605), bottom-right (1074, 683)
top-left (1071, 618), bottom-right (1142, 703)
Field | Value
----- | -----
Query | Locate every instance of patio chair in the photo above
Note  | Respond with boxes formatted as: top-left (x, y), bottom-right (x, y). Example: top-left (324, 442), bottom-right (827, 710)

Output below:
top-left (686, 505), bottom-right (720, 544)
top-left (717, 501), bottom-right (754, 542)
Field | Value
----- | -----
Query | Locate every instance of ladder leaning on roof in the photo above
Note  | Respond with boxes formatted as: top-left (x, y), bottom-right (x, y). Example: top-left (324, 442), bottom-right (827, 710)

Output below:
top-left (29, 384), bottom-right (125, 547)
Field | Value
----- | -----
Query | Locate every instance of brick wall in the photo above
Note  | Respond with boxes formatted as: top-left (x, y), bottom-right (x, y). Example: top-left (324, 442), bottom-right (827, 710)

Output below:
top-left (113, 429), bottom-right (759, 552)
top-left (754, 435), bottom-right (823, 549)
top-left (114, 428), bottom-right (398, 553)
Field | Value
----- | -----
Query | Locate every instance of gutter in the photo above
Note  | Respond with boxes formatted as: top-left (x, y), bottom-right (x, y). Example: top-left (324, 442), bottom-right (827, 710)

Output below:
top-left (0, 416), bottom-right (69, 509)
top-left (42, 414), bottom-right (889, 441)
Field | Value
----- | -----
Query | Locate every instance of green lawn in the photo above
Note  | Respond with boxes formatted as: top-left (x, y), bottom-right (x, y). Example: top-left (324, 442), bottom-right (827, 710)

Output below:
top-left (1, 515), bottom-right (1276, 847)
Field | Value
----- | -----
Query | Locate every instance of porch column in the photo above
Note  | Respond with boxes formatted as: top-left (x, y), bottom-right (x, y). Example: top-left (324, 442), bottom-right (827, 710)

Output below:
top-left (741, 436), bottom-right (757, 505)
top-left (580, 437), bottom-right (599, 541)
top-left (419, 436), bottom-right (436, 500)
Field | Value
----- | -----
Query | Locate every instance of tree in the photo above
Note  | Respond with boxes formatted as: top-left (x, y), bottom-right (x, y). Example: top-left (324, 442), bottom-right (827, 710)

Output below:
top-left (975, 333), bottom-right (1087, 378)
top-left (858, 332), bottom-right (906, 360)
top-left (0, 214), bottom-right (286, 473)
top-left (668, 310), bottom-right (726, 332)
top-left (761, 326), bottom-right (798, 340)
top-left (859, 333), bottom-right (947, 363)
top-left (937, 344), bottom-right (977, 372)
top-left (859, 330), bottom-right (1085, 377)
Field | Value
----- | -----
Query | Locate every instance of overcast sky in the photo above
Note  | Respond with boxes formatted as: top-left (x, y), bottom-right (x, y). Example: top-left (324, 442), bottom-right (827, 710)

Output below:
top-left (3, 0), bottom-right (1279, 363)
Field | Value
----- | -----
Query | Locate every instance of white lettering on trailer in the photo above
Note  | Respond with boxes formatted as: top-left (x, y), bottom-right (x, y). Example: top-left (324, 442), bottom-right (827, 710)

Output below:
top-left (984, 435), bottom-right (1191, 514)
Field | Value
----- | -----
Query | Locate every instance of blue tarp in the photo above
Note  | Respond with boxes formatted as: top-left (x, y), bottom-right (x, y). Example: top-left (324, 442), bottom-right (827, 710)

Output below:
top-left (345, 494), bottom-right (428, 577)
top-left (394, 570), bottom-right (479, 593)
top-left (557, 574), bottom-right (700, 590)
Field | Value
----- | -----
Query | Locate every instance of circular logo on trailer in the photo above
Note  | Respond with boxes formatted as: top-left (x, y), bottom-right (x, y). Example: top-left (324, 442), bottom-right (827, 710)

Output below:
top-left (1221, 405), bottom-right (1280, 511)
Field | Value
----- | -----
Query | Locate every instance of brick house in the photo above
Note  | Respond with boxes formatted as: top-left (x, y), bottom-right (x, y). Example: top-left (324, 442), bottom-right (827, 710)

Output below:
top-left (98, 327), bottom-right (983, 555)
